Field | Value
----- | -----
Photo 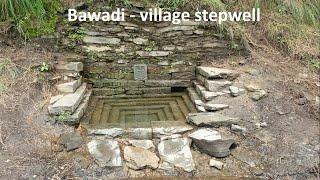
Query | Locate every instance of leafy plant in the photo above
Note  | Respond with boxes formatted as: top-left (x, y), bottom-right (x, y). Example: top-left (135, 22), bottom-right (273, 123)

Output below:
top-left (39, 62), bottom-right (49, 72)
top-left (0, 0), bottom-right (62, 38)
top-left (55, 112), bottom-right (72, 122)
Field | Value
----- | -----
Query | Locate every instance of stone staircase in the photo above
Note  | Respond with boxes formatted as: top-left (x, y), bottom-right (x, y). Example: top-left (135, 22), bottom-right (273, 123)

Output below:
top-left (190, 66), bottom-right (242, 110)
top-left (48, 61), bottom-right (92, 125)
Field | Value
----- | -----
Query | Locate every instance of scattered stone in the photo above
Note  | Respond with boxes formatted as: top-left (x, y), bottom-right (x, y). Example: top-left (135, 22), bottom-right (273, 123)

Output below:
top-left (55, 62), bottom-right (83, 72)
top-left (204, 103), bottom-right (229, 111)
top-left (128, 140), bottom-right (155, 151)
top-left (229, 86), bottom-right (245, 97)
top-left (83, 45), bottom-right (112, 52)
top-left (245, 68), bottom-right (260, 76)
top-left (189, 128), bottom-right (235, 158)
top-left (252, 90), bottom-right (267, 101)
top-left (87, 139), bottom-right (122, 167)
top-left (152, 121), bottom-right (193, 138)
top-left (245, 84), bottom-right (262, 92)
top-left (163, 45), bottom-right (176, 51)
top-left (197, 67), bottom-right (239, 80)
top-left (58, 132), bottom-right (82, 151)
top-left (255, 122), bottom-right (268, 129)
top-left (83, 36), bottom-right (121, 45)
top-left (209, 159), bottom-right (224, 170)
top-left (48, 83), bottom-right (87, 115)
top-left (204, 80), bottom-right (232, 92)
top-left (187, 113), bottom-right (240, 127)
top-left (56, 78), bottom-right (82, 93)
top-left (297, 97), bottom-right (307, 105)
top-left (124, 146), bottom-right (159, 170)
top-left (132, 38), bottom-right (148, 45)
top-left (158, 138), bottom-right (195, 172)
top-left (87, 128), bottom-right (124, 138)
top-left (231, 124), bottom-right (247, 134)
top-left (136, 51), bottom-right (172, 57)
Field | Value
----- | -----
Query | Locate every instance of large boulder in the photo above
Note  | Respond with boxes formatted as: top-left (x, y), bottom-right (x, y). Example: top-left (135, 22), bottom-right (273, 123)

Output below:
top-left (158, 138), bottom-right (195, 172)
top-left (189, 128), bottom-right (235, 158)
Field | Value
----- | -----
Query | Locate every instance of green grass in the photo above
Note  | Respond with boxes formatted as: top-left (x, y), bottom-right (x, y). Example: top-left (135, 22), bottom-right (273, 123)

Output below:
top-left (0, 0), bottom-right (61, 38)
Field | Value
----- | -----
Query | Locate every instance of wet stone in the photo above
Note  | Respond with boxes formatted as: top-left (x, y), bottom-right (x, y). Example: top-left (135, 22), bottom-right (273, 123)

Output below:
top-left (87, 139), bottom-right (122, 167)
top-left (158, 138), bottom-right (195, 172)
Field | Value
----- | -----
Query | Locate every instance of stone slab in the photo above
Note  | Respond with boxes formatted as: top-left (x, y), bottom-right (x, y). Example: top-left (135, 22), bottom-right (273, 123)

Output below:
top-left (152, 121), bottom-right (193, 138)
top-left (134, 64), bottom-right (147, 80)
top-left (197, 67), bottom-right (239, 80)
top-left (56, 78), bottom-right (82, 93)
top-left (158, 138), bottom-right (195, 172)
top-left (187, 113), bottom-right (240, 127)
top-left (124, 146), bottom-right (159, 170)
top-left (55, 62), bottom-right (83, 72)
top-left (83, 36), bottom-right (121, 45)
top-left (48, 83), bottom-right (87, 115)
top-left (87, 139), bottom-right (122, 167)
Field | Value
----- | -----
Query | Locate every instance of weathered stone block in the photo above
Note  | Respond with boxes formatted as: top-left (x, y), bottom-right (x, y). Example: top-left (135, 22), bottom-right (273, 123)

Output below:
top-left (187, 113), bottom-right (240, 127)
top-left (83, 36), bottom-right (121, 45)
top-left (136, 51), bottom-right (172, 57)
top-left (204, 79), bottom-right (232, 92)
top-left (197, 66), bottom-right (239, 80)
top-left (56, 78), bottom-right (82, 93)
top-left (55, 62), bottom-right (83, 72)
top-left (48, 83), bottom-right (87, 115)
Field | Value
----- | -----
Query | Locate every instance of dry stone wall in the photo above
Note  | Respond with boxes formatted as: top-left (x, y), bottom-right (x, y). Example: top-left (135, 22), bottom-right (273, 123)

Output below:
top-left (60, 4), bottom-right (245, 91)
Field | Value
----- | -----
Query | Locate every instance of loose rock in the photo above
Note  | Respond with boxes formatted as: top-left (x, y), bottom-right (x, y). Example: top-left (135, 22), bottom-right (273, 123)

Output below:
top-left (124, 146), bottom-right (159, 170)
top-left (58, 132), bottom-right (82, 151)
top-left (158, 138), bottom-right (195, 172)
top-left (209, 159), bottom-right (224, 170)
top-left (252, 90), bottom-right (267, 101)
top-left (87, 139), bottom-right (122, 167)
top-left (128, 140), bottom-right (155, 151)
top-left (189, 128), bottom-right (235, 158)
top-left (229, 86), bottom-right (245, 97)
top-left (204, 103), bottom-right (229, 111)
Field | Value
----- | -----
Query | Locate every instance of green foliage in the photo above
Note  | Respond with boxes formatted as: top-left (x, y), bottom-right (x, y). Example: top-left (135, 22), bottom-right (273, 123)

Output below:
top-left (55, 112), bottom-right (72, 122)
top-left (310, 59), bottom-right (320, 70)
top-left (0, 0), bottom-right (62, 38)
top-left (39, 62), bottom-right (49, 72)
top-left (156, 0), bottom-right (186, 11)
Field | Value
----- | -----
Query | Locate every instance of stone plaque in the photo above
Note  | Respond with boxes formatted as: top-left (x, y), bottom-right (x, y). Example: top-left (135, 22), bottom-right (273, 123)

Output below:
top-left (134, 64), bottom-right (147, 80)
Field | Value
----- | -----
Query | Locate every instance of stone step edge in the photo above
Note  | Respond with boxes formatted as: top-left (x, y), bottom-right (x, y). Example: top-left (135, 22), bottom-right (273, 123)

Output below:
top-left (83, 121), bottom-right (193, 139)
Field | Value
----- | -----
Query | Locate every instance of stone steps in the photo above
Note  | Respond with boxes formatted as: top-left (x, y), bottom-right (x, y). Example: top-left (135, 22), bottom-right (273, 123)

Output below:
top-left (48, 62), bottom-right (92, 124)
